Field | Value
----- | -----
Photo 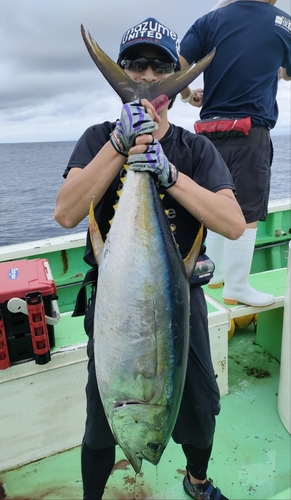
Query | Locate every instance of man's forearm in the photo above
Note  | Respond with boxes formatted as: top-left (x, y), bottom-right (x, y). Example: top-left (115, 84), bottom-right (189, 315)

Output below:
top-left (54, 142), bottom-right (124, 229)
top-left (168, 172), bottom-right (246, 240)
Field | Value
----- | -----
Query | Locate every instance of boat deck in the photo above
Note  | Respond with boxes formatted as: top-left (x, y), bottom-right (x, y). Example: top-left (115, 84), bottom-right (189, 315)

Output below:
top-left (1, 328), bottom-right (290, 500)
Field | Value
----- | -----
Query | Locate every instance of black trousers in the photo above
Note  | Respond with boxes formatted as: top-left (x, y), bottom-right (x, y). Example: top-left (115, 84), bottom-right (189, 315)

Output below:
top-left (210, 126), bottom-right (273, 224)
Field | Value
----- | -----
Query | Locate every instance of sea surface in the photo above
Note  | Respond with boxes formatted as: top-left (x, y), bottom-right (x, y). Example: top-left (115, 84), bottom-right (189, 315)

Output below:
top-left (0, 135), bottom-right (290, 247)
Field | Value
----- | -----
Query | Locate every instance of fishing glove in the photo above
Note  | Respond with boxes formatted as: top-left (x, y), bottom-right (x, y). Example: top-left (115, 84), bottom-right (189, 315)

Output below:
top-left (110, 100), bottom-right (158, 157)
top-left (128, 138), bottom-right (178, 189)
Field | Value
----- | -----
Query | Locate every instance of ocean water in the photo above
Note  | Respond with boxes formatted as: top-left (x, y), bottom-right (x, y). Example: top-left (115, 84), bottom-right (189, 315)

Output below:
top-left (0, 135), bottom-right (290, 247)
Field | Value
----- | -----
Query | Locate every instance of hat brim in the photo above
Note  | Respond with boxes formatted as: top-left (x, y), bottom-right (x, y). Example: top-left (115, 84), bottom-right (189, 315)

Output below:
top-left (118, 40), bottom-right (179, 65)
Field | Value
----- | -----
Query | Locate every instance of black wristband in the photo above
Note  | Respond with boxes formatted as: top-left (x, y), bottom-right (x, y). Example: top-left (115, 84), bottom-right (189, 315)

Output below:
top-left (164, 163), bottom-right (178, 189)
top-left (110, 130), bottom-right (128, 157)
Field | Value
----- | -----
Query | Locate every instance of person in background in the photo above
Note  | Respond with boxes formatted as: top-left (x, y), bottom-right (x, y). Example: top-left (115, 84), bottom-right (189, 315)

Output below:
top-left (179, 0), bottom-right (291, 307)
top-left (55, 17), bottom-right (245, 500)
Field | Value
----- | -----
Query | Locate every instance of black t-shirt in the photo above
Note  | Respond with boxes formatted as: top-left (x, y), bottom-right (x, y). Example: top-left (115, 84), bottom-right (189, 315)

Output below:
top-left (64, 122), bottom-right (235, 267)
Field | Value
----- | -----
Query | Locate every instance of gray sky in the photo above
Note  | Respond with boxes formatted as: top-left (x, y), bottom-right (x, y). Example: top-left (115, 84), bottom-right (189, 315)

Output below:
top-left (0, 0), bottom-right (290, 143)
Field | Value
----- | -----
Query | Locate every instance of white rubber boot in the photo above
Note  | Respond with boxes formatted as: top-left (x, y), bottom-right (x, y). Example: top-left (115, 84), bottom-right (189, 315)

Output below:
top-left (205, 230), bottom-right (225, 288)
top-left (223, 228), bottom-right (275, 307)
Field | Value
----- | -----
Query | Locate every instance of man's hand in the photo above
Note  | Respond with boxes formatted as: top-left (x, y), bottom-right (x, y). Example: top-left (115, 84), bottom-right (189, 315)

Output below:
top-left (190, 88), bottom-right (203, 107)
top-left (110, 100), bottom-right (159, 157)
top-left (180, 87), bottom-right (203, 107)
top-left (128, 137), bottom-right (178, 189)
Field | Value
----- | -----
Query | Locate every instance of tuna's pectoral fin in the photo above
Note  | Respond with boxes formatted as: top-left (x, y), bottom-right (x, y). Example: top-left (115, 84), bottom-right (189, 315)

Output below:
top-left (183, 222), bottom-right (204, 280)
top-left (88, 200), bottom-right (104, 265)
top-left (136, 370), bottom-right (165, 404)
top-left (81, 24), bottom-right (216, 103)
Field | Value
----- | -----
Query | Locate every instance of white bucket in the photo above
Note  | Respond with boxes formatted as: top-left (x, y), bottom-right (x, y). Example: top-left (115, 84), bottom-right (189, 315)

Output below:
top-left (278, 241), bottom-right (291, 434)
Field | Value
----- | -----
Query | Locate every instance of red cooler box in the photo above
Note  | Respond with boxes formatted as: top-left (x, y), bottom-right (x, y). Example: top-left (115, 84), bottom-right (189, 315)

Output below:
top-left (0, 258), bottom-right (58, 369)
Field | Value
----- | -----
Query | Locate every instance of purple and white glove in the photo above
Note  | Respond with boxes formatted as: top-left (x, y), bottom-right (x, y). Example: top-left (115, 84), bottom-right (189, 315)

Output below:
top-left (110, 100), bottom-right (158, 157)
top-left (127, 138), bottom-right (178, 189)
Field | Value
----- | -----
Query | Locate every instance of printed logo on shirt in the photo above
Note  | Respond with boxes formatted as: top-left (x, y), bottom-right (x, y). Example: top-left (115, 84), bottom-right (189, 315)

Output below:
top-left (275, 15), bottom-right (291, 33)
top-left (166, 207), bottom-right (177, 236)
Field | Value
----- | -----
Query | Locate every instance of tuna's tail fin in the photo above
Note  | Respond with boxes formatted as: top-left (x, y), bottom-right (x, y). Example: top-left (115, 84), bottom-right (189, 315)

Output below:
top-left (81, 24), bottom-right (215, 103)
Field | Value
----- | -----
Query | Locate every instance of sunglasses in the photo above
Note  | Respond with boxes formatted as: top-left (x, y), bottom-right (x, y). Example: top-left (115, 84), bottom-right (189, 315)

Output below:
top-left (120, 57), bottom-right (177, 74)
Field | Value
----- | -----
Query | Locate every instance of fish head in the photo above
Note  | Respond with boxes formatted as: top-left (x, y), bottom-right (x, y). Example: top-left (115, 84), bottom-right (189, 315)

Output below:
top-left (111, 402), bottom-right (170, 473)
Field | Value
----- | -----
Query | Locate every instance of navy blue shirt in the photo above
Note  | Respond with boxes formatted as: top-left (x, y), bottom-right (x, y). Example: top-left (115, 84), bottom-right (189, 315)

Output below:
top-left (64, 122), bottom-right (235, 267)
top-left (180, 1), bottom-right (291, 129)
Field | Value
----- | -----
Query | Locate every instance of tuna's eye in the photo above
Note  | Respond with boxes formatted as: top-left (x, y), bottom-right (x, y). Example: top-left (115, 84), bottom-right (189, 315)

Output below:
top-left (147, 442), bottom-right (162, 452)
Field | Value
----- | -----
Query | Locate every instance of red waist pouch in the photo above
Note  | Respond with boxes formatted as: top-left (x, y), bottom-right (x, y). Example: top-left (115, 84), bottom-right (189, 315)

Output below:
top-left (194, 117), bottom-right (251, 138)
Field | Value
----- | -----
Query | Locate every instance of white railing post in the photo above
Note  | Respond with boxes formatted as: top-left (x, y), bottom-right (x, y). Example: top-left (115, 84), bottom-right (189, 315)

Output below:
top-left (278, 241), bottom-right (291, 433)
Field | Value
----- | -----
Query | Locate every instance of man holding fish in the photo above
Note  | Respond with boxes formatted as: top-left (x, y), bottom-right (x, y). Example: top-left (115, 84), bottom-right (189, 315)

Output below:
top-left (55, 17), bottom-right (245, 500)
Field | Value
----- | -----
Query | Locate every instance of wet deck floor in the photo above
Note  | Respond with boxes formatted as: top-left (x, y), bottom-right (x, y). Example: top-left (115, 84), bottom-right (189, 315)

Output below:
top-left (1, 328), bottom-right (290, 500)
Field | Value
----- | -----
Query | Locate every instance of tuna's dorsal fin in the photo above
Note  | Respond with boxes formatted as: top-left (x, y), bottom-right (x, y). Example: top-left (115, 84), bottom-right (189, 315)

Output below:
top-left (89, 200), bottom-right (104, 265)
top-left (81, 24), bottom-right (216, 103)
top-left (183, 222), bottom-right (204, 280)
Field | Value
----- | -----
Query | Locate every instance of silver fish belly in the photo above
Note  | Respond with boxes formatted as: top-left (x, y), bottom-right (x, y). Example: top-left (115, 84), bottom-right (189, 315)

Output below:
top-left (93, 170), bottom-right (191, 473)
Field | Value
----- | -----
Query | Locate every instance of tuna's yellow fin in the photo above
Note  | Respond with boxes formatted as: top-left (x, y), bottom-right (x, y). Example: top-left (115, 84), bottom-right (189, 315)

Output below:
top-left (89, 200), bottom-right (104, 265)
top-left (183, 222), bottom-right (204, 280)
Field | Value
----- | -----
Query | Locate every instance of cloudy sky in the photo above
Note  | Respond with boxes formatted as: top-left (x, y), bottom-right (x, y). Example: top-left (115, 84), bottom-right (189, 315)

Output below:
top-left (0, 0), bottom-right (290, 144)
